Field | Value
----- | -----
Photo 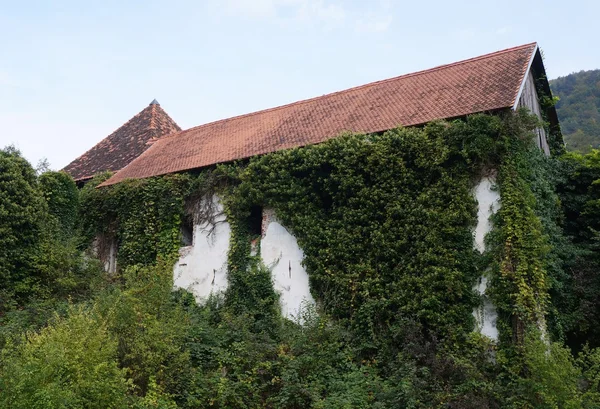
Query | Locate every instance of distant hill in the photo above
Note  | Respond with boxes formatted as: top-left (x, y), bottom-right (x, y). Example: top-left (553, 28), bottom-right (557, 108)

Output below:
top-left (550, 69), bottom-right (600, 152)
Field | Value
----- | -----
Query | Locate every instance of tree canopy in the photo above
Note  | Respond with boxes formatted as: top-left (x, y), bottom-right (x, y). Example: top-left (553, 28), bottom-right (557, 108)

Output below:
top-left (551, 69), bottom-right (600, 153)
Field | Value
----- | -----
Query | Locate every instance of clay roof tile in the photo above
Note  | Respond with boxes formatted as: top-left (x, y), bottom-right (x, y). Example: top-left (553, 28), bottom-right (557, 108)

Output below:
top-left (63, 100), bottom-right (181, 181)
top-left (100, 43), bottom-right (537, 187)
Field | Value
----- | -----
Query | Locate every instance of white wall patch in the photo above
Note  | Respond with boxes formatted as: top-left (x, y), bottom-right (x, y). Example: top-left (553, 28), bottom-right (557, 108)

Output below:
top-left (173, 195), bottom-right (230, 303)
top-left (472, 176), bottom-right (500, 341)
top-left (261, 209), bottom-right (315, 320)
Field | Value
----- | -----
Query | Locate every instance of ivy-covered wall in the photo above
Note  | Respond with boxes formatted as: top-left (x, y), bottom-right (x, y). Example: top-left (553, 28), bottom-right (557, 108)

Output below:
top-left (81, 111), bottom-right (559, 344)
top-left (72, 109), bottom-right (584, 407)
top-left (223, 110), bottom-right (563, 350)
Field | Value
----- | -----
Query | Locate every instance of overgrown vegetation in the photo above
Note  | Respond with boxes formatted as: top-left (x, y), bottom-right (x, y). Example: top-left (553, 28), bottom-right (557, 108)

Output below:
top-left (2, 108), bottom-right (600, 407)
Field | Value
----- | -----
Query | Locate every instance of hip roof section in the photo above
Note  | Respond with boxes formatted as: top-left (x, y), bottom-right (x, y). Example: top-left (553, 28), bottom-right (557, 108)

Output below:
top-left (100, 42), bottom-right (538, 186)
top-left (63, 101), bottom-right (181, 181)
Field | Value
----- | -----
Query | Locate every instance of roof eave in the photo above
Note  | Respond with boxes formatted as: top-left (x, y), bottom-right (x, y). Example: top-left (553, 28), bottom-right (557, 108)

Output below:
top-left (512, 45), bottom-right (562, 139)
top-left (512, 43), bottom-right (539, 110)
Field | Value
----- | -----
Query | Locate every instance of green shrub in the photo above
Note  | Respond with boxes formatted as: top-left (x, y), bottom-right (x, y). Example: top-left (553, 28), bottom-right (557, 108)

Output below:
top-left (0, 306), bottom-right (130, 409)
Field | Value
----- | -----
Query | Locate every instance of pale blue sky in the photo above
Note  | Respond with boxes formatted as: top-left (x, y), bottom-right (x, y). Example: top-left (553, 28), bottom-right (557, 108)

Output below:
top-left (1, 0), bottom-right (598, 169)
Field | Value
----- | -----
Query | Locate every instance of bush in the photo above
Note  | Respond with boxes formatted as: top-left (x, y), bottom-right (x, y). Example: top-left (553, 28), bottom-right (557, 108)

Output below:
top-left (0, 306), bottom-right (130, 409)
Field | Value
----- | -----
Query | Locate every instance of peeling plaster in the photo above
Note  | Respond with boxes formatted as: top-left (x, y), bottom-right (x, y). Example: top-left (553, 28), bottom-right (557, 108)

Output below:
top-left (472, 176), bottom-right (500, 340)
top-left (473, 176), bottom-right (500, 254)
top-left (105, 240), bottom-right (117, 274)
top-left (261, 209), bottom-right (315, 320)
top-left (473, 276), bottom-right (498, 340)
top-left (173, 195), bottom-right (229, 303)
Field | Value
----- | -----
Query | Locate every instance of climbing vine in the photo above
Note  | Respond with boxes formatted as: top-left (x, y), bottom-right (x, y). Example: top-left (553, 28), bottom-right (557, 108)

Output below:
top-left (490, 152), bottom-right (550, 345)
top-left (222, 189), bottom-right (280, 324)
top-left (79, 110), bottom-right (560, 351)
top-left (79, 172), bottom-right (193, 269)
top-left (223, 123), bottom-right (484, 351)
top-left (73, 109), bottom-right (587, 407)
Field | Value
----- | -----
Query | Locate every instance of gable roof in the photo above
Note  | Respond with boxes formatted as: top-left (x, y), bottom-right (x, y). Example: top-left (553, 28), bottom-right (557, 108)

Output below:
top-left (63, 100), bottom-right (181, 181)
top-left (100, 42), bottom-right (539, 187)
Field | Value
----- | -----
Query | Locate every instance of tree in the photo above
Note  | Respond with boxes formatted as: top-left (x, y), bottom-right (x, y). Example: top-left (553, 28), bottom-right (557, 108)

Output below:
top-left (550, 70), bottom-right (600, 153)
top-left (0, 146), bottom-right (46, 306)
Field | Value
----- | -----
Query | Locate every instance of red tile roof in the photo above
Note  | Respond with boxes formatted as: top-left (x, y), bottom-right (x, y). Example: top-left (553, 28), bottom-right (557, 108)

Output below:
top-left (63, 101), bottom-right (181, 181)
top-left (100, 43), bottom-right (537, 187)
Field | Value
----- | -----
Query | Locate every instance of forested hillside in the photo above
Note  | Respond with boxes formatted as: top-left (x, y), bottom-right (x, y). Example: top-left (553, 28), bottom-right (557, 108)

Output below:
top-left (550, 69), bottom-right (600, 152)
top-left (1, 111), bottom-right (600, 408)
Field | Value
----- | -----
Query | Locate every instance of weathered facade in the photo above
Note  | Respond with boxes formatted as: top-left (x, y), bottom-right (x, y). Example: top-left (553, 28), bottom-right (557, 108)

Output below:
top-left (79, 43), bottom-right (559, 336)
top-left (170, 202), bottom-right (315, 320)
top-left (173, 196), bottom-right (230, 303)
top-left (260, 209), bottom-right (315, 320)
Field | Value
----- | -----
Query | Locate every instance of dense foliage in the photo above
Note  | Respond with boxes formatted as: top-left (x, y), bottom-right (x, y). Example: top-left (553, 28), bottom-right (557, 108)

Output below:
top-left (550, 69), bottom-right (600, 152)
top-left (1, 307), bottom-right (130, 409)
top-left (554, 150), bottom-right (600, 349)
top-left (1, 109), bottom-right (600, 407)
top-left (0, 147), bottom-right (47, 305)
top-left (0, 147), bottom-right (98, 312)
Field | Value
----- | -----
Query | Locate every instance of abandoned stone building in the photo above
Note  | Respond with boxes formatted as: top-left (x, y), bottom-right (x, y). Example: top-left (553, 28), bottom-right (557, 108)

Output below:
top-left (64, 42), bottom-right (559, 340)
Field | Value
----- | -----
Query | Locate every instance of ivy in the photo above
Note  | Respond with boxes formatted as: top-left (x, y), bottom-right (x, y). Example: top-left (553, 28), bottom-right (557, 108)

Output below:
top-left (491, 153), bottom-right (550, 345)
top-left (224, 123), bottom-right (484, 353)
top-left (72, 110), bottom-right (592, 407)
top-left (38, 171), bottom-right (79, 237)
top-left (80, 173), bottom-right (193, 270)
top-left (78, 112), bottom-right (558, 349)
top-left (222, 199), bottom-right (280, 328)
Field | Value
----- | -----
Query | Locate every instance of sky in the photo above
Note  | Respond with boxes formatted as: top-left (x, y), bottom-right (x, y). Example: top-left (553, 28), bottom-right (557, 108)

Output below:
top-left (1, 0), bottom-right (598, 170)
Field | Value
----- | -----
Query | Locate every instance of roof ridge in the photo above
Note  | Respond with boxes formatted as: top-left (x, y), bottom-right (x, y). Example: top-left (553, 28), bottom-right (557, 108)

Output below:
top-left (163, 42), bottom-right (537, 140)
top-left (63, 102), bottom-right (183, 180)
top-left (63, 105), bottom-right (154, 171)
top-left (108, 104), bottom-right (155, 136)
top-left (147, 103), bottom-right (183, 133)
top-left (149, 103), bottom-right (157, 129)
top-left (148, 104), bottom-right (156, 129)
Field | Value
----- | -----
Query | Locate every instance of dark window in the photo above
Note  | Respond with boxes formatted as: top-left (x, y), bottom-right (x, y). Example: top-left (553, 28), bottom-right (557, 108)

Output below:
top-left (181, 216), bottom-right (194, 246)
top-left (248, 205), bottom-right (263, 237)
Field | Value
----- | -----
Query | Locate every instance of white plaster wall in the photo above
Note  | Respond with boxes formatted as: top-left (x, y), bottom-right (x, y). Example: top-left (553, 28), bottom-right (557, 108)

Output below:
top-left (472, 176), bottom-right (500, 340)
top-left (473, 176), bottom-right (501, 253)
top-left (261, 209), bottom-right (315, 320)
top-left (473, 276), bottom-right (498, 340)
top-left (173, 195), bottom-right (229, 303)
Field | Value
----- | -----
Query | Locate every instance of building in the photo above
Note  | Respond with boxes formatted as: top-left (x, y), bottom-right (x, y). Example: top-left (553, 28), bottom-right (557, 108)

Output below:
top-left (65, 42), bottom-right (559, 335)
top-left (97, 42), bottom-right (556, 187)
top-left (63, 99), bottom-right (180, 183)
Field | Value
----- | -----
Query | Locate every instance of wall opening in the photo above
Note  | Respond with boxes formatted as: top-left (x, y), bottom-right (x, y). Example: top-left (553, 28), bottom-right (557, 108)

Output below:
top-left (181, 216), bottom-right (194, 246)
top-left (248, 205), bottom-right (263, 237)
